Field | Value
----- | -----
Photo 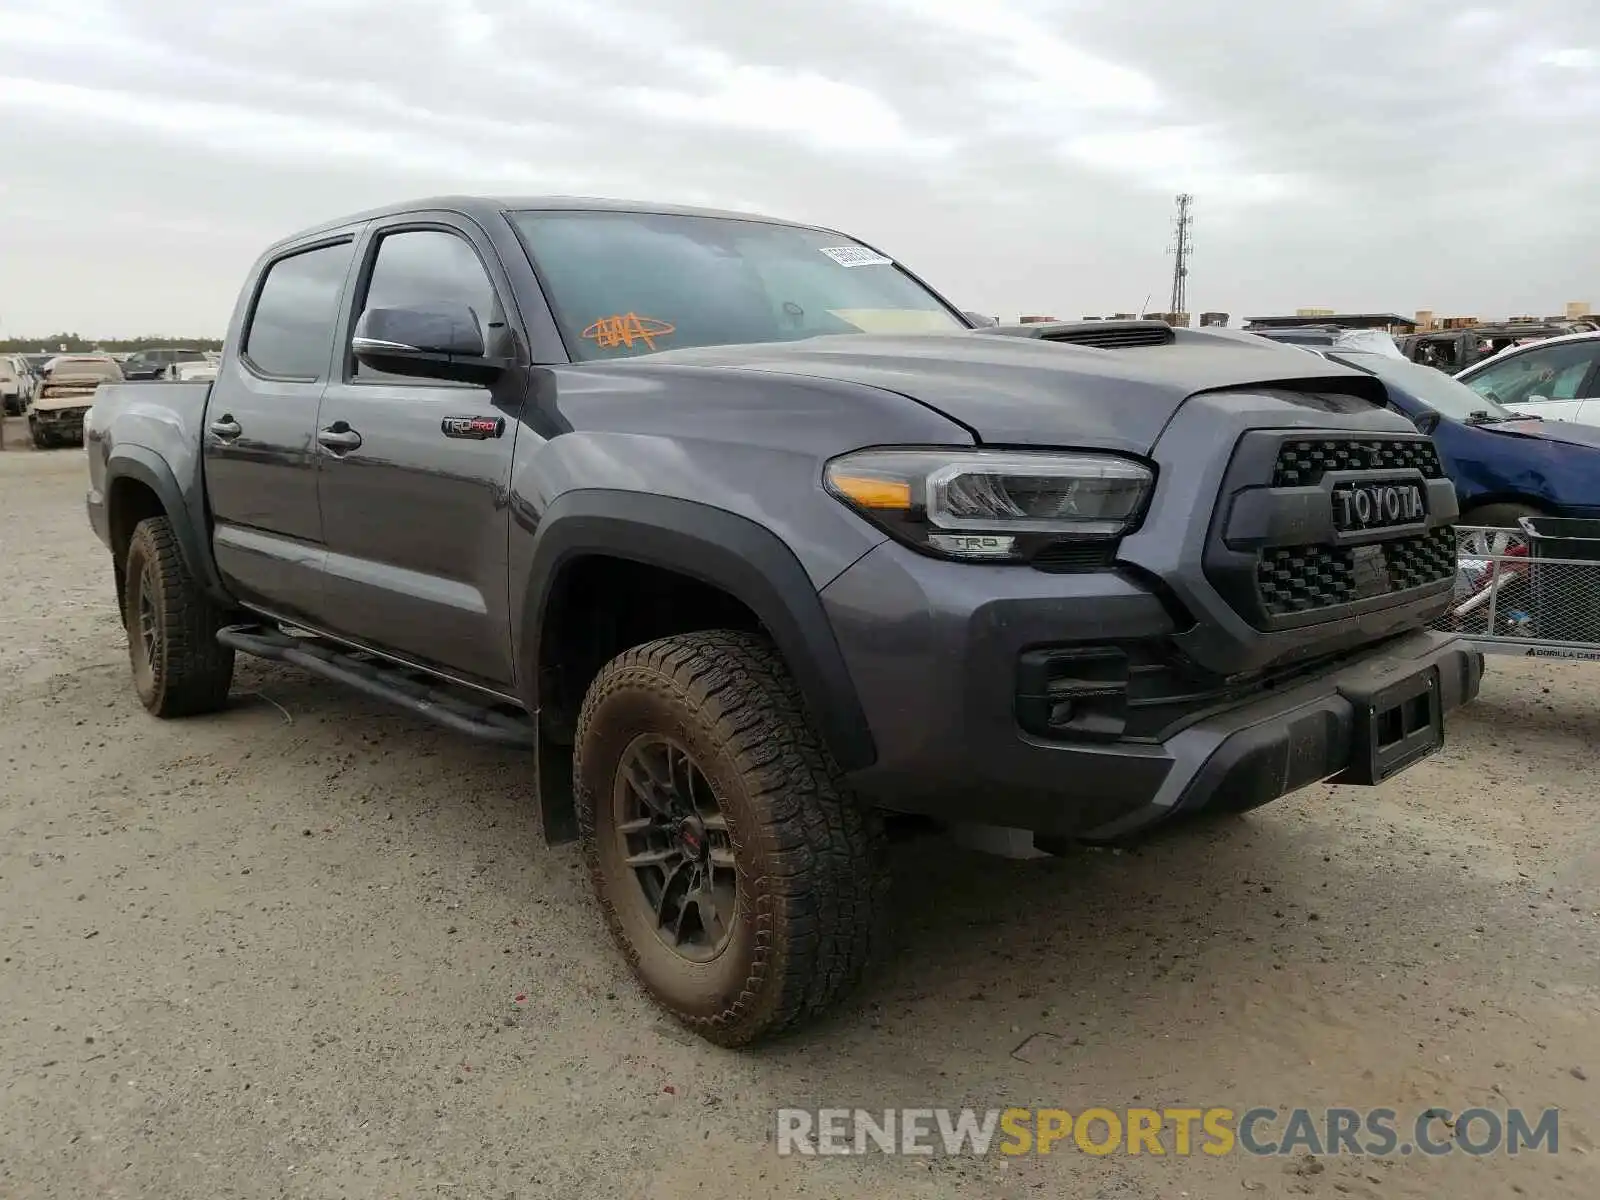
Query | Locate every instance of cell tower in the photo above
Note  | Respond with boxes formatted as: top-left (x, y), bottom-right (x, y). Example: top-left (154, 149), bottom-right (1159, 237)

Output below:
top-left (1167, 193), bottom-right (1194, 320)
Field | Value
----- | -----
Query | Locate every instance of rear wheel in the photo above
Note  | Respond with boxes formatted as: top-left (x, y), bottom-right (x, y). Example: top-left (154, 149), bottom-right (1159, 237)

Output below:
top-left (123, 516), bottom-right (235, 717)
top-left (575, 630), bottom-right (886, 1047)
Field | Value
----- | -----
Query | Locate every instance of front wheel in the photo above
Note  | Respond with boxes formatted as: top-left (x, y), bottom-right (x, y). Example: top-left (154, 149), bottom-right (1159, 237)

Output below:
top-left (123, 516), bottom-right (235, 717)
top-left (575, 630), bottom-right (886, 1047)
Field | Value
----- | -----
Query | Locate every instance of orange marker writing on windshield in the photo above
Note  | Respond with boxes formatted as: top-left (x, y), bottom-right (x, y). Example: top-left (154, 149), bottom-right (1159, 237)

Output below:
top-left (581, 313), bottom-right (675, 351)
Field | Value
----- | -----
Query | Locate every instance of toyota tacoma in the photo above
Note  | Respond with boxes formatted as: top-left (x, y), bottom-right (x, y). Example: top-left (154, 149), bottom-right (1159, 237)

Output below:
top-left (84, 197), bottom-right (1482, 1045)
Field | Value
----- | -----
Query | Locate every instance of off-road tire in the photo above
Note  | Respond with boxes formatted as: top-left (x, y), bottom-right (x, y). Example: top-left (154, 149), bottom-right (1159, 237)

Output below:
top-left (574, 630), bottom-right (887, 1047)
top-left (123, 516), bottom-right (235, 717)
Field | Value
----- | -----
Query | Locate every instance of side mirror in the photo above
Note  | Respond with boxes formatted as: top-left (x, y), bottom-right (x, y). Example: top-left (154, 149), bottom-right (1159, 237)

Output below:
top-left (962, 311), bottom-right (999, 328)
top-left (1413, 411), bottom-right (1442, 434)
top-left (352, 303), bottom-right (503, 384)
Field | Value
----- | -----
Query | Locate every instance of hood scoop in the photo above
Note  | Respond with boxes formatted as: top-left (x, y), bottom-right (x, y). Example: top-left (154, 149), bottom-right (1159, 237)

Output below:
top-left (983, 320), bottom-right (1177, 350)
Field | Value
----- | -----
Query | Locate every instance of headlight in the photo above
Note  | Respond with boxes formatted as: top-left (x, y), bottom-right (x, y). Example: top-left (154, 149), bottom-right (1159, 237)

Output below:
top-left (824, 448), bottom-right (1152, 562)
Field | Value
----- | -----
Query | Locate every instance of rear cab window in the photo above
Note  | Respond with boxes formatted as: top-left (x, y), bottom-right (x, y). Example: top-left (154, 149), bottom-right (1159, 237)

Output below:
top-left (243, 240), bottom-right (356, 379)
top-left (508, 210), bottom-right (965, 361)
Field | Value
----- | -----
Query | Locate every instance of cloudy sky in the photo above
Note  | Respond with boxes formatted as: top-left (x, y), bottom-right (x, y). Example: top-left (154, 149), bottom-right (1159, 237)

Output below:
top-left (2, 0), bottom-right (1596, 336)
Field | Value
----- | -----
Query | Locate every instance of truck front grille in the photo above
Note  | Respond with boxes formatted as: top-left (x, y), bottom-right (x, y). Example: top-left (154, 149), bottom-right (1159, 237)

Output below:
top-left (1272, 438), bottom-right (1444, 487)
top-left (1207, 431), bottom-right (1456, 629)
top-left (1256, 527), bottom-right (1457, 618)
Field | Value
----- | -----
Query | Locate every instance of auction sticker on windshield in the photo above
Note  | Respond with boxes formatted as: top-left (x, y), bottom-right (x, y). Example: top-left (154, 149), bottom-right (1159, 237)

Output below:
top-left (819, 246), bottom-right (894, 268)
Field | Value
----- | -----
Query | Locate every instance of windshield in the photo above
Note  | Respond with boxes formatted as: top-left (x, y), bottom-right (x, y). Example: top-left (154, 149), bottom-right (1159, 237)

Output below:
top-left (510, 210), bottom-right (965, 361)
top-left (1333, 351), bottom-right (1515, 422)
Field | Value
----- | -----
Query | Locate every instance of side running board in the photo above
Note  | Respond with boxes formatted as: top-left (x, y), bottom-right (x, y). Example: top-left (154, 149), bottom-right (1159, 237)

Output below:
top-left (216, 624), bottom-right (535, 748)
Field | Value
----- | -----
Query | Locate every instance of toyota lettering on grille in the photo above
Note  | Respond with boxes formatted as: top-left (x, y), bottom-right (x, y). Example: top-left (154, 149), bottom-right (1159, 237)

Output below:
top-left (1332, 480), bottom-right (1426, 532)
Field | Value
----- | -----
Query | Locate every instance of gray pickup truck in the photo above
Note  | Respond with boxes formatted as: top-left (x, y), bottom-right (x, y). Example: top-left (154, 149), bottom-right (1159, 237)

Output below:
top-left (84, 196), bottom-right (1482, 1045)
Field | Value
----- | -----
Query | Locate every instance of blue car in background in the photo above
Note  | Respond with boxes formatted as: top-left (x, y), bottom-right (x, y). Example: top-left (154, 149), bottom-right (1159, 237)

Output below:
top-left (1325, 350), bottom-right (1600, 527)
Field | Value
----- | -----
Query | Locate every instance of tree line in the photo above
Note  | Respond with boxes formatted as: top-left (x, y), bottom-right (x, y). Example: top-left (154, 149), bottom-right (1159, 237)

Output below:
top-left (0, 334), bottom-right (224, 353)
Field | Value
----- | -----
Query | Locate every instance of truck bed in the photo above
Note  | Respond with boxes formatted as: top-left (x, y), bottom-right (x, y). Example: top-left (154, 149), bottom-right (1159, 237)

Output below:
top-left (89, 381), bottom-right (213, 429)
top-left (85, 382), bottom-right (215, 520)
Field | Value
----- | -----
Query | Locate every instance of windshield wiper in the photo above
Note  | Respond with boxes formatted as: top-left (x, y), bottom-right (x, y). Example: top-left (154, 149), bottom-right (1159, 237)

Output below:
top-left (1463, 410), bottom-right (1511, 425)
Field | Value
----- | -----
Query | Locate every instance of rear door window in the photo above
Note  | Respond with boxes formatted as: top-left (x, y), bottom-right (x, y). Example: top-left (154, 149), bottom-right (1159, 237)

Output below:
top-left (243, 241), bottom-right (355, 379)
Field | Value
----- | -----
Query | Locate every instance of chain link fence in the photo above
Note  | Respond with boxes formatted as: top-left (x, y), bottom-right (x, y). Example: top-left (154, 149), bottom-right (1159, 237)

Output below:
top-left (1434, 522), bottom-right (1600, 658)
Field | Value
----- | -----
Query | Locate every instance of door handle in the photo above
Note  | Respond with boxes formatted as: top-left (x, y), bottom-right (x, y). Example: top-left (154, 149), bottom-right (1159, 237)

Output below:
top-left (209, 416), bottom-right (242, 439)
top-left (317, 424), bottom-right (363, 452)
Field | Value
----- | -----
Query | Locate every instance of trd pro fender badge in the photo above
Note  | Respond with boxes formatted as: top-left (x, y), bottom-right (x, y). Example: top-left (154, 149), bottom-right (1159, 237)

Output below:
top-left (441, 415), bottom-right (505, 440)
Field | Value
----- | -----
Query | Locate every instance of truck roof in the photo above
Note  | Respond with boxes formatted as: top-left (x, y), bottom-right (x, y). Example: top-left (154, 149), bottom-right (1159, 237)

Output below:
top-left (271, 195), bottom-right (815, 252)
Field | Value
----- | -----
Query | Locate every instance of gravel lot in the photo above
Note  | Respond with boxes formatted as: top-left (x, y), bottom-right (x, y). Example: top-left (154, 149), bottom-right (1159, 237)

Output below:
top-left (2, 425), bottom-right (1597, 1199)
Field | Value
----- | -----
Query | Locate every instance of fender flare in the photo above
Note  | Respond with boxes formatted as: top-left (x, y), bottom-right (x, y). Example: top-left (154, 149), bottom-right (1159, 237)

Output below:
top-left (104, 447), bottom-right (226, 597)
top-left (520, 490), bottom-right (876, 773)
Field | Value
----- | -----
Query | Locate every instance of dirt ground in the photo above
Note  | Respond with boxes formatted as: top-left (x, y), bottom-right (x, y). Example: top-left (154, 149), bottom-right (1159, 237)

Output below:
top-left (1, 423), bottom-right (1597, 1200)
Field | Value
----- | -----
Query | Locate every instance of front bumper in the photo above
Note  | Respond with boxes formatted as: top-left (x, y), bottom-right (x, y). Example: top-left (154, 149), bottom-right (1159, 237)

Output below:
top-left (30, 407), bottom-right (89, 439)
top-left (86, 486), bottom-right (110, 549)
top-left (822, 541), bottom-right (1483, 840)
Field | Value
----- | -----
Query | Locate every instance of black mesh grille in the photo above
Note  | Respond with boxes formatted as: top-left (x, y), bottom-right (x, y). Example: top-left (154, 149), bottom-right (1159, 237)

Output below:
top-left (1272, 438), bottom-right (1444, 487)
top-left (1256, 527), bottom-right (1457, 617)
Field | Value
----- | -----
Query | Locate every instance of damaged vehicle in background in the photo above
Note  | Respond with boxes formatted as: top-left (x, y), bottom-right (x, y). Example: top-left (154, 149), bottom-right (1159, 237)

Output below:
top-left (1397, 322), bottom-right (1594, 373)
top-left (1318, 347), bottom-right (1600, 528)
top-left (1249, 327), bottom-right (1600, 526)
top-left (31, 354), bottom-right (122, 448)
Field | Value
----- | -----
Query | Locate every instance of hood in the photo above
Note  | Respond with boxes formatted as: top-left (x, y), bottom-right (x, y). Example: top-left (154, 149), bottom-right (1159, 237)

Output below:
top-left (635, 331), bottom-right (1384, 453)
top-left (1482, 417), bottom-right (1600, 451)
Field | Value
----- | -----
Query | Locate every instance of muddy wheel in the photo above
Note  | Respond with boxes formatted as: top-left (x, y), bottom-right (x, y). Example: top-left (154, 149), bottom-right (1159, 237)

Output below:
top-left (124, 516), bottom-right (235, 717)
top-left (575, 630), bottom-right (886, 1047)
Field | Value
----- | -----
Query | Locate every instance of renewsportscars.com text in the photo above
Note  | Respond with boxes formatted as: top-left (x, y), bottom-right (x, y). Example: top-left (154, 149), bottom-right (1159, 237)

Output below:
top-left (775, 1106), bottom-right (1560, 1158)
